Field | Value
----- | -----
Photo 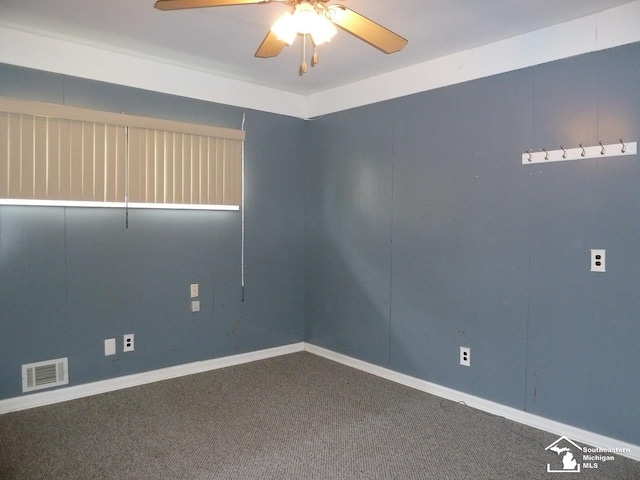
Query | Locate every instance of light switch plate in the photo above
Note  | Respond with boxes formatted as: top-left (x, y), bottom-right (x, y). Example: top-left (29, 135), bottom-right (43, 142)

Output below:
top-left (104, 338), bottom-right (116, 356)
top-left (191, 300), bottom-right (200, 312)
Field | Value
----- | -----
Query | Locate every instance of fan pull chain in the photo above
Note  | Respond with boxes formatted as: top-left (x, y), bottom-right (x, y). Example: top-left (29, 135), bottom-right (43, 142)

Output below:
top-left (300, 34), bottom-right (308, 76)
top-left (312, 45), bottom-right (318, 67)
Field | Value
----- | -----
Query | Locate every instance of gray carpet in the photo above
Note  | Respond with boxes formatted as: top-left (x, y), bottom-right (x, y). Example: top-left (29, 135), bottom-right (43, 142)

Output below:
top-left (0, 352), bottom-right (638, 479)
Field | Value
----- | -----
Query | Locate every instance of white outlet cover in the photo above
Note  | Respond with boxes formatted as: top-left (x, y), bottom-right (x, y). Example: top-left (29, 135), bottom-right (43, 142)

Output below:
top-left (460, 347), bottom-right (471, 367)
top-left (590, 249), bottom-right (606, 272)
top-left (123, 334), bottom-right (135, 352)
top-left (190, 283), bottom-right (199, 298)
top-left (191, 300), bottom-right (200, 312)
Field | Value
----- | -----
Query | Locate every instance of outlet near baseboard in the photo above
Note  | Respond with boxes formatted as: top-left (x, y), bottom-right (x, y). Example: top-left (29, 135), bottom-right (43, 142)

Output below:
top-left (460, 347), bottom-right (470, 367)
top-left (123, 334), bottom-right (135, 352)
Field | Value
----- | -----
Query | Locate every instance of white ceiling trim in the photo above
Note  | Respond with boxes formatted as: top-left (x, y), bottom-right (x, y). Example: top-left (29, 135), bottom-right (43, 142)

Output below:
top-left (1, 1), bottom-right (639, 120)
top-left (0, 25), bottom-right (307, 119)
top-left (307, 1), bottom-right (640, 118)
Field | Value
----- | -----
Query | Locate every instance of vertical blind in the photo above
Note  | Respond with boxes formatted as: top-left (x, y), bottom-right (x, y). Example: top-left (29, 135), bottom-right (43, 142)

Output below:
top-left (0, 114), bottom-right (126, 202)
top-left (0, 97), bottom-right (244, 209)
top-left (127, 128), bottom-right (242, 206)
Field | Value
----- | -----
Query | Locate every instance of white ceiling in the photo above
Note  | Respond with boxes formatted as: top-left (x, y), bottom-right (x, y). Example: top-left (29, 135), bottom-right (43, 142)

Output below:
top-left (0, 0), bottom-right (637, 97)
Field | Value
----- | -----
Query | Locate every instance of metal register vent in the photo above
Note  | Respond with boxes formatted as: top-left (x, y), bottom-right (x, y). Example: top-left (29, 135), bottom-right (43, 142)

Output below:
top-left (22, 357), bottom-right (69, 393)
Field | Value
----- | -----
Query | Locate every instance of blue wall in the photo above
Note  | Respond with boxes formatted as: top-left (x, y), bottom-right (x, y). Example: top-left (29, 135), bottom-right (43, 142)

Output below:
top-left (2, 43), bottom-right (639, 446)
top-left (0, 64), bottom-right (307, 398)
top-left (306, 43), bottom-right (640, 444)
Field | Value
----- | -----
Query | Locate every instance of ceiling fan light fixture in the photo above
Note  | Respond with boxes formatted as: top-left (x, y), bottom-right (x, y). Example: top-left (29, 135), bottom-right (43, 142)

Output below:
top-left (157, 0), bottom-right (408, 70)
top-left (271, 12), bottom-right (297, 45)
top-left (292, 2), bottom-right (317, 35)
top-left (310, 15), bottom-right (337, 45)
top-left (271, 2), bottom-right (337, 48)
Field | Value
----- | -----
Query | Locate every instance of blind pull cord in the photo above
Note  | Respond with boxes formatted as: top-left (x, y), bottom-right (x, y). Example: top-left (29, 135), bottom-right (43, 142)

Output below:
top-left (125, 125), bottom-right (129, 229)
top-left (241, 113), bottom-right (246, 302)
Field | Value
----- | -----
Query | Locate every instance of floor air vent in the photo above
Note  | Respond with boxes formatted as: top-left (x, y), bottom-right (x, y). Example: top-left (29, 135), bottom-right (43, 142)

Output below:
top-left (22, 357), bottom-right (69, 393)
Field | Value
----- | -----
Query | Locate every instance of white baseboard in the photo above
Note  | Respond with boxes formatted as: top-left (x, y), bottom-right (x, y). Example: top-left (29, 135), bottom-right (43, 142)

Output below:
top-left (304, 343), bottom-right (640, 462)
top-left (2, 340), bottom-right (637, 462)
top-left (0, 342), bottom-right (305, 415)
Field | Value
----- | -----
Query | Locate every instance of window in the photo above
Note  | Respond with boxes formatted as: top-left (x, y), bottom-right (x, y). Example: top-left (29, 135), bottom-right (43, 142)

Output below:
top-left (0, 97), bottom-right (244, 210)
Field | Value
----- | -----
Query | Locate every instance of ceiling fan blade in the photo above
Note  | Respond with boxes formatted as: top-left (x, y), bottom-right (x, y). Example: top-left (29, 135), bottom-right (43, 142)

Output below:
top-left (255, 30), bottom-right (287, 58)
top-left (154, 0), bottom-right (269, 11)
top-left (326, 6), bottom-right (408, 54)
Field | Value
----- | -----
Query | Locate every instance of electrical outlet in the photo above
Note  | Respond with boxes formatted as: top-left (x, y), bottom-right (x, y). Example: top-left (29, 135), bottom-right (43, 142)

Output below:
top-left (191, 300), bottom-right (200, 312)
top-left (590, 249), bottom-right (606, 272)
top-left (123, 334), bottom-right (135, 352)
top-left (460, 347), bottom-right (470, 367)
top-left (190, 283), bottom-right (199, 298)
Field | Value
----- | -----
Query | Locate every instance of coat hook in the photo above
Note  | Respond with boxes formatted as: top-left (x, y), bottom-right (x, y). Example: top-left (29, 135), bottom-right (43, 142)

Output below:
top-left (526, 150), bottom-right (532, 162)
top-left (620, 138), bottom-right (626, 153)
top-left (560, 145), bottom-right (567, 159)
top-left (579, 144), bottom-right (586, 157)
top-left (542, 148), bottom-right (549, 161)
top-left (599, 141), bottom-right (605, 155)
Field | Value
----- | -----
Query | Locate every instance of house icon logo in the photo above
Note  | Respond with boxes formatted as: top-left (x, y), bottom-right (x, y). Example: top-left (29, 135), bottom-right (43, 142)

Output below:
top-left (545, 436), bottom-right (582, 473)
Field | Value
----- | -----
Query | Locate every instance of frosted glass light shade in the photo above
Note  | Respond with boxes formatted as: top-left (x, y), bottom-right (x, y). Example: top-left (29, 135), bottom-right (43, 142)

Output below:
top-left (310, 15), bottom-right (337, 45)
top-left (271, 3), bottom-right (337, 47)
top-left (271, 12), bottom-right (297, 45)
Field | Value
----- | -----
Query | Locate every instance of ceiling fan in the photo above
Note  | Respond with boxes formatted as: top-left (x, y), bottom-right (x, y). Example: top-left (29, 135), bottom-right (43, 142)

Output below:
top-left (154, 0), bottom-right (408, 75)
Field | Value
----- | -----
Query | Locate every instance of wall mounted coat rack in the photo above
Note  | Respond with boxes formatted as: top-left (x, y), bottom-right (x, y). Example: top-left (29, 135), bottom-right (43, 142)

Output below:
top-left (522, 139), bottom-right (636, 165)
